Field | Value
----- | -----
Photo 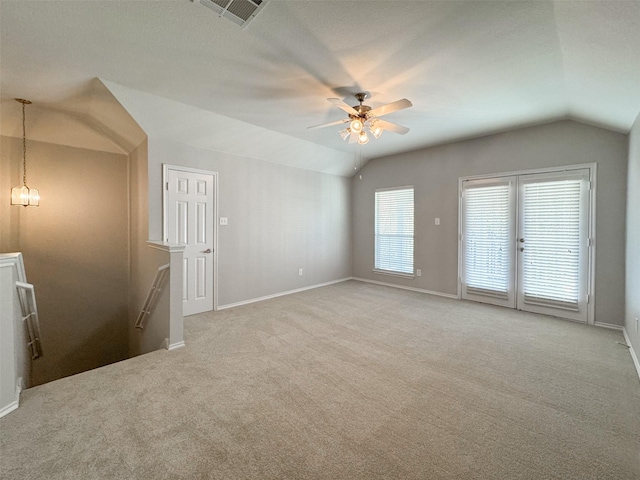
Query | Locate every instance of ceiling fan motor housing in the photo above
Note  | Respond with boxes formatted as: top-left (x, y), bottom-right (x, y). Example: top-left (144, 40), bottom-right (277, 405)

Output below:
top-left (352, 93), bottom-right (371, 120)
top-left (350, 104), bottom-right (371, 121)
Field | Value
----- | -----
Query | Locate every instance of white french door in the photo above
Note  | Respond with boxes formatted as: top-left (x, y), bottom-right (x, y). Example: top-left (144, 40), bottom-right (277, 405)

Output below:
top-left (164, 166), bottom-right (217, 316)
top-left (461, 167), bottom-right (592, 323)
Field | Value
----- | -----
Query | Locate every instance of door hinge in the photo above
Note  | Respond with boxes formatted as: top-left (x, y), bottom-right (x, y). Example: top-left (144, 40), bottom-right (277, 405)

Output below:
top-left (166, 182), bottom-right (169, 190)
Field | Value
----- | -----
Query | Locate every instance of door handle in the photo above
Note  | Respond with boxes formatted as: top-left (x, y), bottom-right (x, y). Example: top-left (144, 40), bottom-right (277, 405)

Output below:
top-left (519, 238), bottom-right (525, 243)
top-left (201, 248), bottom-right (212, 254)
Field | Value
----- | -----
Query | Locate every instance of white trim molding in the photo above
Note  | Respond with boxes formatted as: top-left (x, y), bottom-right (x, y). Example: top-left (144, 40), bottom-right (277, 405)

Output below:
top-left (218, 277), bottom-right (352, 310)
top-left (352, 277), bottom-right (458, 299)
top-left (594, 322), bottom-right (624, 331)
top-left (0, 382), bottom-right (21, 419)
top-left (623, 328), bottom-right (640, 383)
top-left (0, 253), bottom-right (27, 282)
top-left (147, 241), bottom-right (186, 253)
top-left (168, 341), bottom-right (186, 351)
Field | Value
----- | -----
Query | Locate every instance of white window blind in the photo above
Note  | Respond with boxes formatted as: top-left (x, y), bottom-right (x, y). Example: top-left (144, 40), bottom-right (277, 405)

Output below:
top-left (375, 187), bottom-right (414, 275)
top-left (463, 183), bottom-right (512, 298)
top-left (521, 179), bottom-right (583, 309)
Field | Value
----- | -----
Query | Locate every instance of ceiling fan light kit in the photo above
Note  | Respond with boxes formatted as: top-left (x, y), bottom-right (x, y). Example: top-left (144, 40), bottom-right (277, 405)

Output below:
top-left (308, 92), bottom-right (412, 145)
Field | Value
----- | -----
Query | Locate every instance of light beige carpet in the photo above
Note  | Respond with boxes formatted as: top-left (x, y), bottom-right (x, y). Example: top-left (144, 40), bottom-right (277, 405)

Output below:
top-left (1, 281), bottom-right (639, 479)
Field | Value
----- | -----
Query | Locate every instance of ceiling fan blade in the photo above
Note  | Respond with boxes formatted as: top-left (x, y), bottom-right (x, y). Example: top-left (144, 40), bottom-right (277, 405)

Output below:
top-left (348, 130), bottom-right (359, 144)
top-left (375, 119), bottom-right (410, 135)
top-left (307, 118), bottom-right (350, 130)
top-left (368, 98), bottom-right (412, 118)
top-left (327, 98), bottom-right (359, 116)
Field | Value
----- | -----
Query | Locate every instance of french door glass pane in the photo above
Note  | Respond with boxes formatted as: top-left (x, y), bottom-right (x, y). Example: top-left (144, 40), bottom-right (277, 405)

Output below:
top-left (522, 179), bottom-right (582, 308)
top-left (464, 183), bottom-right (511, 298)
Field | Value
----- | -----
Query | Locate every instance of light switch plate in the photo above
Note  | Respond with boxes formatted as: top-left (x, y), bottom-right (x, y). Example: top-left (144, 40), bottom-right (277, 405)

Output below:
top-left (435, 218), bottom-right (440, 226)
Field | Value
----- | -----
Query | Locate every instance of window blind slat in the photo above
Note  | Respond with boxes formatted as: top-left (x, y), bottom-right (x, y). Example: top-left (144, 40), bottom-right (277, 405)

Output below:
top-left (375, 188), bottom-right (414, 274)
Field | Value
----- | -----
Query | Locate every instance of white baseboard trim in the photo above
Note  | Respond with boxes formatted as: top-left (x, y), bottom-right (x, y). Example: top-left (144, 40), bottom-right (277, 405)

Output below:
top-left (623, 328), bottom-right (640, 383)
top-left (352, 277), bottom-right (458, 299)
top-left (594, 322), bottom-right (624, 331)
top-left (0, 400), bottom-right (19, 419)
top-left (168, 341), bottom-right (185, 351)
top-left (217, 277), bottom-right (353, 310)
top-left (0, 381), bottom-right (23, 419)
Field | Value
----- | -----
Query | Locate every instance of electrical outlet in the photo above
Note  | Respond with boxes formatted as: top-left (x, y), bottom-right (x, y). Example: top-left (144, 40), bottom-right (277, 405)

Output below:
top-left (416, 269), bottom-right (422, 277)
top-left (298, 268), bottom-right (303, 276)
top-left (219, 217), bottom-right (228, 226)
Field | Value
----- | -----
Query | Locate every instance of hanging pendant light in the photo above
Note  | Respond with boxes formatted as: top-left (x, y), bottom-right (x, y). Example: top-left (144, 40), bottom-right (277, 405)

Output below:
top-left (11, 99), bottom-right (39, 207)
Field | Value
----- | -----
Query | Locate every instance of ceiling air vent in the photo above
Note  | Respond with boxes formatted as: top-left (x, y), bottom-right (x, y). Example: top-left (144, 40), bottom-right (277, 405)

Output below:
top-left (199, 0), bottom-right (267, 27)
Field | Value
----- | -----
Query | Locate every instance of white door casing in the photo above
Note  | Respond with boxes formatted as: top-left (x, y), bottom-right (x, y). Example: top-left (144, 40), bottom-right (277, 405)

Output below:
top-left (164, 165), bottom-right (217, 316)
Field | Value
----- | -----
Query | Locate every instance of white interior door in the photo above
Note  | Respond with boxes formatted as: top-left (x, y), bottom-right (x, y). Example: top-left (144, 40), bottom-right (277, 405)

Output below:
top-left (165, 167), bottom-right (215, 316)
top-left (516, 170), bottom-right (590, 322)
top-left (461, 167), bottom-right (592, 323)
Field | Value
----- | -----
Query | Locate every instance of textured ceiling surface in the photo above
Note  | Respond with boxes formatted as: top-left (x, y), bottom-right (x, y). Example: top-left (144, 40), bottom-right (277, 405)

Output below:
top-left (1, 0), bottom-right (639, 175)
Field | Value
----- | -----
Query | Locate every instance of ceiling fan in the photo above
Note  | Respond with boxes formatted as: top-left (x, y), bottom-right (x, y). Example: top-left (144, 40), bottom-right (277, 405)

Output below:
top-left (308, 92), bottom-right (412, 145)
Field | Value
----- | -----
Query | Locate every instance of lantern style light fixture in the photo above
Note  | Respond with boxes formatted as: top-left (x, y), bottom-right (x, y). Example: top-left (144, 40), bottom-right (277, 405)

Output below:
top-left (11, 98), bottom-right (39, 207)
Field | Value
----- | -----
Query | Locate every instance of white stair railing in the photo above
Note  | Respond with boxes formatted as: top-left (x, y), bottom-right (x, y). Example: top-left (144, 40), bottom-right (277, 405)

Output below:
top-left (135, 264), bottom-right (170, 330)
top-left (16, 281), bottom-right (43, 360)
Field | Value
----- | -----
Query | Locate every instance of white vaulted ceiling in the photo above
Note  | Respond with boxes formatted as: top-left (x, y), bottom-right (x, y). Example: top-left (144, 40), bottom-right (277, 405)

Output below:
top-left (1, 1), bottom-right (639, 176)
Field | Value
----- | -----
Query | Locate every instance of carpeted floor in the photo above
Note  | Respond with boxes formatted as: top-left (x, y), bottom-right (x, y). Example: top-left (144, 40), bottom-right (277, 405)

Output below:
top-left (1, 281), bottom-right (639, 479)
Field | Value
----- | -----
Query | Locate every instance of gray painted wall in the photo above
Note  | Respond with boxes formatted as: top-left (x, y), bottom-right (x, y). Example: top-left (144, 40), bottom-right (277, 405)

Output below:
top-left (0, 137), bottom-right (130, 385)
top-left (147, 137), bottom-right (352, 307)
top-left (352, 120), bottom-right (628, 326)
top-left (626, 114), bottom-right (640, 355)
top-left (0, 136), bottom-right (20, 252)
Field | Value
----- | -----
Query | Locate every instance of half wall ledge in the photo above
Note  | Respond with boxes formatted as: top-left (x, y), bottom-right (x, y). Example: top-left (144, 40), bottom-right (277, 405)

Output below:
top-left (146, 241), bottom-right (185, 350)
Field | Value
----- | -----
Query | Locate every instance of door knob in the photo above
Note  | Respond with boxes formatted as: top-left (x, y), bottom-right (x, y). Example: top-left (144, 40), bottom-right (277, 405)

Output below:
top-left (519, 238), bottom-right (525, 243)
top-left (201, 248), bottom-right (212, 254)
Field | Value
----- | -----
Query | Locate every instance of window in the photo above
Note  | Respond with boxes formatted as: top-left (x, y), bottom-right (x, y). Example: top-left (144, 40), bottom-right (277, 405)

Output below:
top-left (375, 187), bottom-right (414, 275)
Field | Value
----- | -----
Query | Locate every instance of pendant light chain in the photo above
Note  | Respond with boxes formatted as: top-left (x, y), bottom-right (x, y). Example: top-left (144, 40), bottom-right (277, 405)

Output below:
top-left (22, 100), bottom-right (27, 187)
